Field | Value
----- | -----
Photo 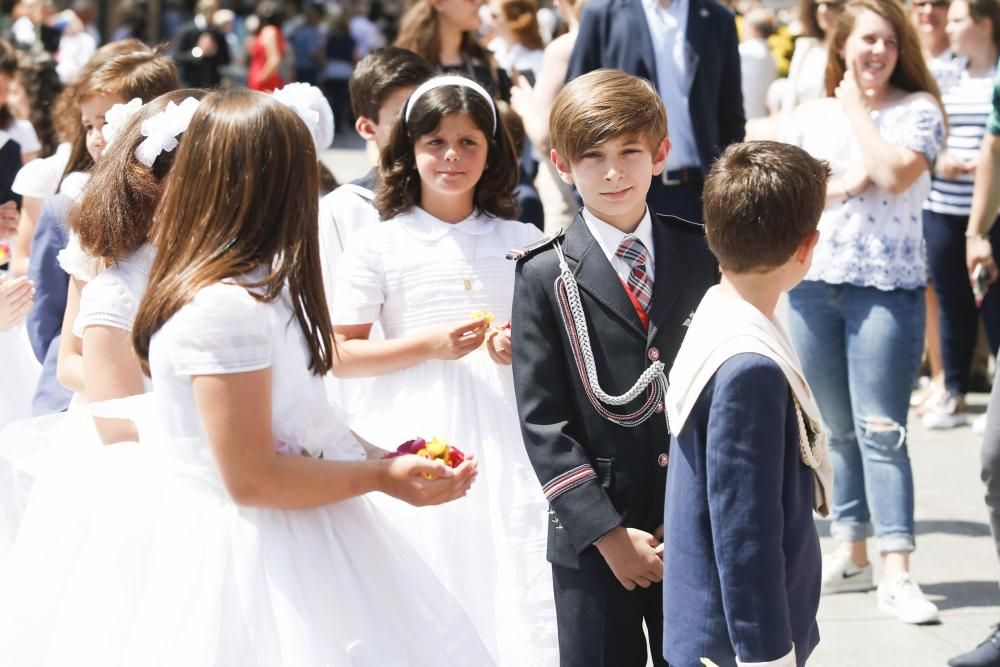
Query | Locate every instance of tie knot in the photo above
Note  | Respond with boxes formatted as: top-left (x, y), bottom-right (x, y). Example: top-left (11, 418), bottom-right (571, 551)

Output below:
top-left (616, 237), bottom-right (649, 267)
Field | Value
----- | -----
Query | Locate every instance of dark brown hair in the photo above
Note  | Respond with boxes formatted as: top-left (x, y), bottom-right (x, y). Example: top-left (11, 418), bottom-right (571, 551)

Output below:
top-left (375, 79), bottom-right (519, 221)
top-left (63, 50), bottom-right (181, 181)
top-left (703, 141), bottom-right (830, 273)
top-left (349, 46), bottom-right (433, 122)
top-left (0, 38), bottom-right (18, 132)
top-left (70, 89), bottom-right (208, 265)
top-left (14, 53), bottom-right (62, 158)
top-left (496, 0), bottom-right (545, 50)
top-left (824, 0), bottom-right (943, 105)
top-left (549, 69), bottom-right (667, 163)
top-left (132, 88), bottom-right (333, 375)
top-left (964, 0), bottom-right (1000, 51)
top-left (799, 0), bottom-right (833, 38)
top-left (498, 100), bottom-right (525, 157)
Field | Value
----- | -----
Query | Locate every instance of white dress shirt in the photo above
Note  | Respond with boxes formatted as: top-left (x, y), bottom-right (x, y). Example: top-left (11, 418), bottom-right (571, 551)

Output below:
top-left (581, 207), bottom-right (656, 284)
top-left (641, 0), bottom-right (700, 170)
top-left (738, 37), bottom-right (777, 120)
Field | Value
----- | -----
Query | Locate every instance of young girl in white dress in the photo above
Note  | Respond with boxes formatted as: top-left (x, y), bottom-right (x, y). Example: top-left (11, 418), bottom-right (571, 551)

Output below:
top-left (0, 88), bottom-right (491, 667)
top-left (331, 75), bottom-right (557, 665)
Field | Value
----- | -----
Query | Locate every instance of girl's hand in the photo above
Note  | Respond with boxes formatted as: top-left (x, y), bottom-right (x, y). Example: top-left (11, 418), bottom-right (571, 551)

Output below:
top-left (486, 328), bottom-right (512, 365)
top-left (834, 65), bottom-right (869, 118)
top-left (0, 277), bottom-right (34, 331)
top-left (380, 454), bottom-right (479, 507)
top-left (0, 200), bottom-right (18, 238)
top-left (509, 74), bottom-right (534, 118)
top-left (937, 152), bottom-right (975, 181)
top-left (425, 318), bottom-right (489, 360)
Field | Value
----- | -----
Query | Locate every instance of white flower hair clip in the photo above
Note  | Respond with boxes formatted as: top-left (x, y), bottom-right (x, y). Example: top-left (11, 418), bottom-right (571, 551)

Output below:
top-left (102, 97), bottom-right (143, 148)
top-left (272, 83), bottom-right (335, 154)
top-left (134, 97), bottom-right (201, 168)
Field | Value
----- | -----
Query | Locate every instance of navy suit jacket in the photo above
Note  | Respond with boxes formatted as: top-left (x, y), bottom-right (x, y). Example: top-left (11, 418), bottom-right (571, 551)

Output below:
top-left (662, 353), bottom-right (821, 667)
top-left (26, 194), bottom-right (73, 415)
top-left (567, 0), bottom-right (745, 174)
top-left (512, 211), bottom-right (717, 571)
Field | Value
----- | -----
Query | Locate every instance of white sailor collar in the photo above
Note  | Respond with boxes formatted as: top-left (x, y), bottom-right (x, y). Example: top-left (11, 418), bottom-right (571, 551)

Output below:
top-left (398, 206), bottom-right (498, 241)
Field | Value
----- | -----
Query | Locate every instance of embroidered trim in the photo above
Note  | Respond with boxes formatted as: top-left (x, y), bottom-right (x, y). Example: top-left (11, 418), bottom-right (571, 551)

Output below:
top-left (543, 464), bottom-right (598, 501)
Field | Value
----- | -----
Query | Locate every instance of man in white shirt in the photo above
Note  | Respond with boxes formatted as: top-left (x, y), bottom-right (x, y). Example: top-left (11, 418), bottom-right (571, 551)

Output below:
top-left (739, 8), bottom-right (778, 121)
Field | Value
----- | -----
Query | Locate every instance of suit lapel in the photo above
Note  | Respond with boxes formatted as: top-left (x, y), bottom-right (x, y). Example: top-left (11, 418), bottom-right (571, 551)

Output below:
top-left (647, 216), bottom-right (690, 344)
top-left (628, 0), bottom-right (660, 88)
top-left (684, 0), bottom-right (706, 90)
top-left (563, 214), bottom-right (647, 340)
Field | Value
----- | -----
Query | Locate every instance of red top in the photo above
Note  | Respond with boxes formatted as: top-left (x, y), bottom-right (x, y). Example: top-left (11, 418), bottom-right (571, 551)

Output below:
top-left (248, 26), bottom-right (285, 92)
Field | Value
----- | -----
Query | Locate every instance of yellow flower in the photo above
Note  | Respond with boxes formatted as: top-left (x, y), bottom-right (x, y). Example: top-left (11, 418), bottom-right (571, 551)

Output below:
top-left (470, 310), bottom-right (494, 329)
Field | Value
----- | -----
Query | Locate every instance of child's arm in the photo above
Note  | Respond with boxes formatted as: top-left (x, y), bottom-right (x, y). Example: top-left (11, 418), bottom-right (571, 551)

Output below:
top-left (331, 319), bottom-right (488, 378)
top-left (83, 324), bottom-right (145, 443)
top-left (513, 260), bottom-right (660, 587)
top-left (55, 277), bottom-right (85, 393)
top-left (194, 368), bottom-right (477, 509)
top-left (706, 355), bottom-right (797, 667)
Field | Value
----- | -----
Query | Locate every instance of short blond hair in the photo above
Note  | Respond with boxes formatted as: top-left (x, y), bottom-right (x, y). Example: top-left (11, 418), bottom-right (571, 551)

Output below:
top-left (549, 69), bottom-right (667, 163)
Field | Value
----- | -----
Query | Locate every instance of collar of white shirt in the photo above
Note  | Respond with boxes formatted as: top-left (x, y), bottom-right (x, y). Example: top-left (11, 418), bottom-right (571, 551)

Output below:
top-left (641, 0), bottom-right (687, 20)
top-left (581, 207), bottom-right (656, 283)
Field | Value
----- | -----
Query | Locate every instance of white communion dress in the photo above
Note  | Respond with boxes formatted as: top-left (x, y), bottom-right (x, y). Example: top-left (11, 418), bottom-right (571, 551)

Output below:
top-left (332, 208), bottom-right (558, 666)
top-left (0, 278), bottom-right (494, 667)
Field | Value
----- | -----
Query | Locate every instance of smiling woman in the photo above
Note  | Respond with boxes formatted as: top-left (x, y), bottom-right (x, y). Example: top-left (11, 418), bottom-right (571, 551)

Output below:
top-left (782, 0), bottom-right (947, 627)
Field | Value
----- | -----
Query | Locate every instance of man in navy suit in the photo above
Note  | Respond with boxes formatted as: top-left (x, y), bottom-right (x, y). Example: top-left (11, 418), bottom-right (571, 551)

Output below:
top-left (566, 0), bottom-right (745, 223)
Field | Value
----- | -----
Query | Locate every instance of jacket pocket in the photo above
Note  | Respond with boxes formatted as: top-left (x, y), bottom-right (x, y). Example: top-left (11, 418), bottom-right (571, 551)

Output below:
top-left (595, 457), bottom-right (614, 491)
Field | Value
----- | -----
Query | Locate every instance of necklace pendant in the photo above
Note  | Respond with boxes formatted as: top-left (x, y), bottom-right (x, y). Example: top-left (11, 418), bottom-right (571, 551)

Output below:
top-left (463, 277), bottom-right (472, 291)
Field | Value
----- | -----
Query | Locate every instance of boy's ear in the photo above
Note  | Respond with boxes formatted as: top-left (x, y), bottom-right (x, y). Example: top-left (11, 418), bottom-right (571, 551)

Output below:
top-left (651, 137), bottom-right (670, 177)
top-left (355, 115), bottom-right (377, 142)
top-left (550, 148), bottom-right (574, 186)
top-left (796, 229), bottom-right (821, 264)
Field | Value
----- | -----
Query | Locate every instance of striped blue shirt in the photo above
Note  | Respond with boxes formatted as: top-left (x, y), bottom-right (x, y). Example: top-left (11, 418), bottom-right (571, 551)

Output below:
top-left (926, 65), bottom-right (997, 216)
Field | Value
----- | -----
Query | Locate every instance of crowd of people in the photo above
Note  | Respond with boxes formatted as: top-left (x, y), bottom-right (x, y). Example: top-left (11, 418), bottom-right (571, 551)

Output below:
top-left (0, 0), bottom-right (999, 665)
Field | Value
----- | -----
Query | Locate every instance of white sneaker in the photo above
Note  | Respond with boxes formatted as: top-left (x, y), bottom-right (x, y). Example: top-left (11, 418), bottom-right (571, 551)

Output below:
top-left (877, 574), bottom-right (940, 624)
top-left (922, 392), bottom-right (969, 430)
top-left (821, 550), bottom-right (874, 594)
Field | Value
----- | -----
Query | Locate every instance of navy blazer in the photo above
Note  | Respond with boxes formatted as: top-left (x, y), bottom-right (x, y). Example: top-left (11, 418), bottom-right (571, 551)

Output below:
top-left (512, 211), bottom-right (717, 571)
top-left (567, 0), bottom-right (745, 174)
top-left (26, 194), bottom-right (73, 415)
top-left (662, 353), bottom-right (821, 667)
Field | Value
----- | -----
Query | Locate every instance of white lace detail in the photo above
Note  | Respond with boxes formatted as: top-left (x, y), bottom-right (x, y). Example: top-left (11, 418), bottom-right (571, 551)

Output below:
top-left (134, 98), bottom-right (200, 168)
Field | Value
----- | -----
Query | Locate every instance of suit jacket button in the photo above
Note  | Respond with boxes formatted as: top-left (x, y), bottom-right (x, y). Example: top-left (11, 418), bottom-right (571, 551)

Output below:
top-left (658, 453), bottom-right (669, 467)
top-left (648, 346), bottom-right (660, 361)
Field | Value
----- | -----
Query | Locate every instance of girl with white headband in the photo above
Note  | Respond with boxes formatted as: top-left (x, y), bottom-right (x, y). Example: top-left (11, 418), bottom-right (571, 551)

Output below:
top-left (0, 87), bottom-right (490, 665)
top-left (331, 75), bottom-right (558, 665)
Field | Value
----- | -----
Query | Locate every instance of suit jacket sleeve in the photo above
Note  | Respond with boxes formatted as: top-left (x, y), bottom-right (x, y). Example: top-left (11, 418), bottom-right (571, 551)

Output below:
top-left (716, 12), bottom-right (747, 150)
top-left (565, 0), bottom-right (606, 82)
top-left (706, 355), bottom-right (794, 665)
top-left (512, 259), bottom-right (623, 553)
top-left (26, 198), bottom-right (68, 364)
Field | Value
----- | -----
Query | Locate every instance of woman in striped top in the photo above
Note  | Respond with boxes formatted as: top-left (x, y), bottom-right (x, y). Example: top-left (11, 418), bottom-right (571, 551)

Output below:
top-left (922, 0), bottom-right (1000, 429)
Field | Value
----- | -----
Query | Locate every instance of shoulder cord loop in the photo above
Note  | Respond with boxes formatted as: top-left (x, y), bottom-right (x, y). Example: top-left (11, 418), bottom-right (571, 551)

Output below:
top-left (553, 240), bottom-right (668, 429)
top-left (792, 395), bottom-right (828, 470)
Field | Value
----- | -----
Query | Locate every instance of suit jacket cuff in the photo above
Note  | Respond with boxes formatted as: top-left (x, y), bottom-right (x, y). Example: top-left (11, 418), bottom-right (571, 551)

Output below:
top-left (549, 476), bottom-right (622, 554)
top-left (736, 646), bottom-right (795, 667)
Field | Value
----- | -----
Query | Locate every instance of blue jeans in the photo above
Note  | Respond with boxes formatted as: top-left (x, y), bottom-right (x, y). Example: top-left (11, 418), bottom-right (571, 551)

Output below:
top-left (788, 281), bottom-right (924, 553)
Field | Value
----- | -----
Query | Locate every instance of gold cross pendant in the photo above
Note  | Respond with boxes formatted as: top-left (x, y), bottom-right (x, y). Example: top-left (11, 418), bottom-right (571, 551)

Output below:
top-left (463, 278), bottom-right (472, 291)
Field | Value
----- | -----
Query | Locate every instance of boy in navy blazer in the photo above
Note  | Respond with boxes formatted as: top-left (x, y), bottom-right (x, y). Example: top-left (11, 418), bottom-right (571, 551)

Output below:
top-left (662, 141), bottom-right (833, 667)
top-left (512, 70), bottom-right (717, 666)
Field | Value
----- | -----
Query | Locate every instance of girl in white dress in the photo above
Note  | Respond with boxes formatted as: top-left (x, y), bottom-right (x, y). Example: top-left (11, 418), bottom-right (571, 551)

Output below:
top-left (0, 87), bottom-right (490, 667)
top-left (331, 76), bottom-right (557, 665)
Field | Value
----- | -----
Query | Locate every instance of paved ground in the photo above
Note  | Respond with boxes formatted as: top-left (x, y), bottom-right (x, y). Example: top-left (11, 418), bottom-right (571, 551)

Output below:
top-left (321, 134), bottom-right (1000, 667)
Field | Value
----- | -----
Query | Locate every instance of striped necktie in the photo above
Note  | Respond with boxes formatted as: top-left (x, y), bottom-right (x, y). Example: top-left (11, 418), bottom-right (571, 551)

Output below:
top-left (615, 237), bottom-right (653, 314)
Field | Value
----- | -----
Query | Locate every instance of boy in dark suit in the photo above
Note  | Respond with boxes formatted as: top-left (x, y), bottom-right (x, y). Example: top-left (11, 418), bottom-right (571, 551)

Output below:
top-left (511, 69), bottom-right (717, 666)
top-left (662, 141), bottom-right (833, 667)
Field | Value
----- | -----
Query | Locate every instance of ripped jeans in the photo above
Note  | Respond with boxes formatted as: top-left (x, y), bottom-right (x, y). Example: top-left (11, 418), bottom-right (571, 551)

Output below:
top-left (788, 281), bottom-right (924, 554)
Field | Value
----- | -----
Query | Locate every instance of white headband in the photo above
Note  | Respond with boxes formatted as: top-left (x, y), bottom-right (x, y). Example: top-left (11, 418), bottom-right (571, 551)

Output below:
top-left (403, 75), bottom-right (497, 135)
top-left (134, 97), bottom-right (201, 168)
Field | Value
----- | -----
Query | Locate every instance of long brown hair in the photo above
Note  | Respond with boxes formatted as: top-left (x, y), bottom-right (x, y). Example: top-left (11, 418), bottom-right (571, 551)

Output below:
top-left (62, 50), bottom-right (181, 182)
top-left (375, 80), bottom-right (518, 221)
top-left (497, 0), bottom-right (545, 51)
top-left (395, 0), bottom-right (495, 71)
top-left (69, 89), bottom-right (208, 264)
top-left (132, 89), bottom-right (333, 375)
top-left (824, 0), bottom-right (943, 107)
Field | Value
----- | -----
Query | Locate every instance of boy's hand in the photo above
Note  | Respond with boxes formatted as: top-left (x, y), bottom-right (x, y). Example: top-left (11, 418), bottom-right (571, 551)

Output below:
top-left (424, 318), bottom-right (489, 360)
top-left (596, 526), bottom-right (663, 590)
top-left (485, 329), bottom-right (512, 365)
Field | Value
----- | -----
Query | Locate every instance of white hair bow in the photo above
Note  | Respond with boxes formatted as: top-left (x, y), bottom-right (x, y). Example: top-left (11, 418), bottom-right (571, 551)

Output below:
top-left (102, 97), bottom-right (143, 148)
top-left (272, 83), bottom-right (335, 154)
top-left (134, 97), bottom-right (201, 168)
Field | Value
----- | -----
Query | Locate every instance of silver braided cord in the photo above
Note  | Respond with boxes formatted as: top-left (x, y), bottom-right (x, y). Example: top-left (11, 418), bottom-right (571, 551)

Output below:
top-left (553, 241), bottom-right (668, 427)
